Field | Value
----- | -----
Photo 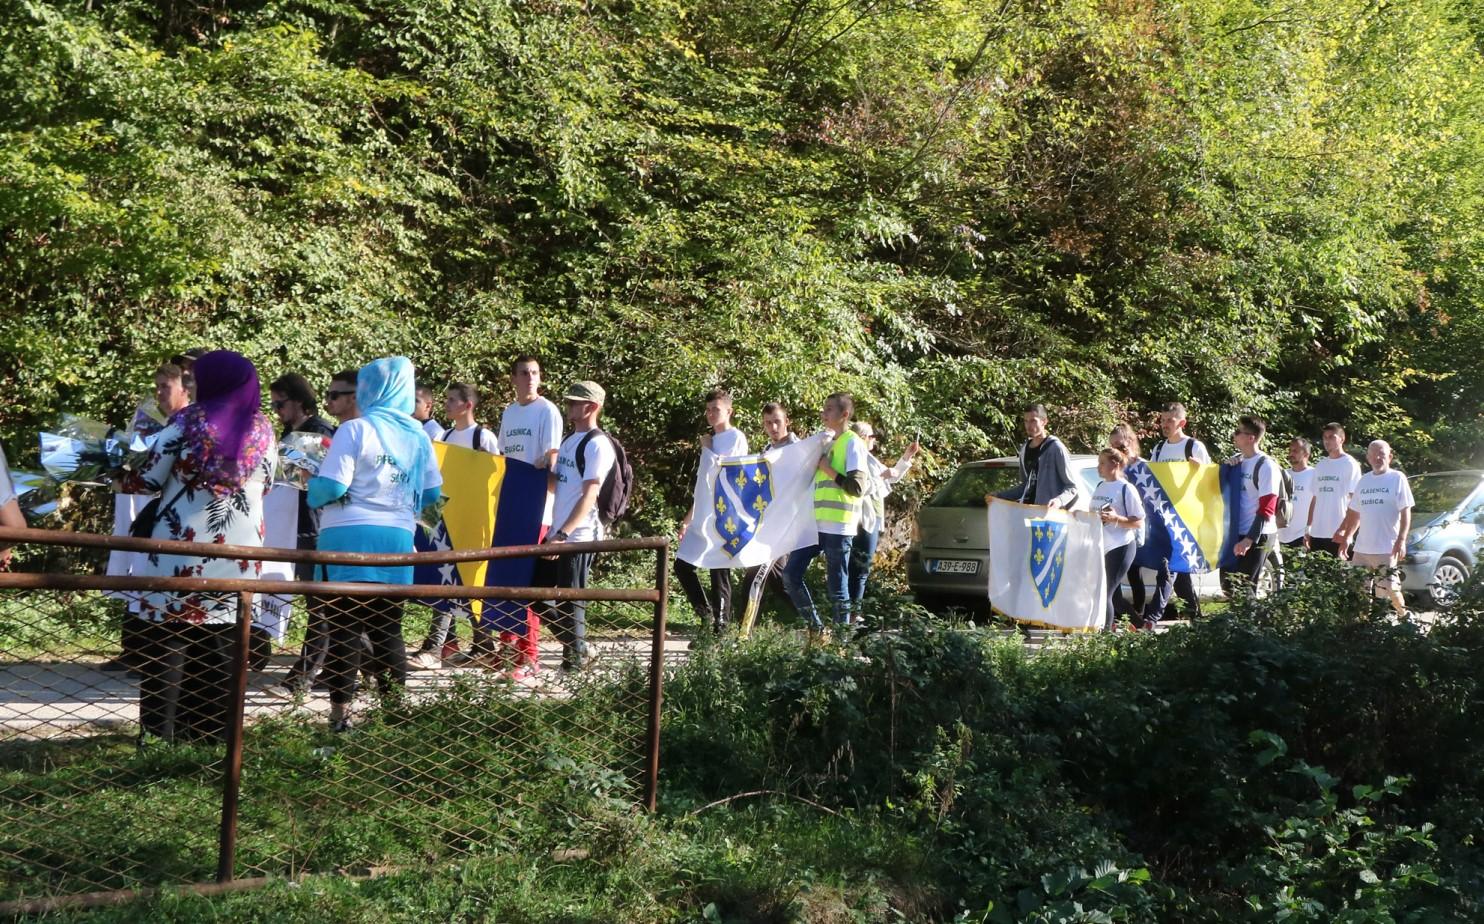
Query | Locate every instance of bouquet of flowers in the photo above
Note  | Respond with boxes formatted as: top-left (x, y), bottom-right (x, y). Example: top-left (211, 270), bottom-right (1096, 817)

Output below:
top-left (38, 416), bottom-right (154, 487)
top-left (10, 471), bottom-right (60, 518)
top-left (275, 430), bottom-right (333, 490)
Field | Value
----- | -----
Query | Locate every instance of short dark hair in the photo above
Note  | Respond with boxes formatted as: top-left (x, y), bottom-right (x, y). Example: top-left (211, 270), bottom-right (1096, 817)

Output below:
top-left (1162, 402), bottom-right (1188, 418)
top-left (154, 363), bottom-right (184, 381)
top-left (1237, 415), bottom-right (1267, 439)
top-left (1290, 436), bottom-right (1311, 453)
top-left (269, 373), bottom-right (319, 416)
top-left (447, 382), bottom-right (478, 406)
top-left (1023, 403), bottom-right (1048, 419)
top-left (705, 388), bottom-right (733, 405)
top-left (1322, 422), bottom-right (1346, 436)
top-left (332, 369), bottom-right (358, 387)
top-left (509, 355), bottom-right (542, 376)
top-left (415, 384), bottom-right (434, 401)
top-left (762, 401), bottom-right (788, 417)
top-left (826, 392), bottom-right (854, 416)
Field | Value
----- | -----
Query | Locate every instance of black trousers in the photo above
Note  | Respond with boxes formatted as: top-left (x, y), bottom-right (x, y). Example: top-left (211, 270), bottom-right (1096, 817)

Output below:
top-left (533, 550), bottom-right (595, 667)
top-left (675, 558), bottom-right (733, 628)
top-left (1310, 537), bottom-right (1348, 557)
top-left (1104, 542), bottom-right (1137, 631)
top-left (1220, 541), bottom-right (1272, 600)
top-left (137, 621), bottom-right (236, 743)
top-left (1146, 564), bottom-right (1203, 622)
top-left (324, 597), bottom-right (407, 706)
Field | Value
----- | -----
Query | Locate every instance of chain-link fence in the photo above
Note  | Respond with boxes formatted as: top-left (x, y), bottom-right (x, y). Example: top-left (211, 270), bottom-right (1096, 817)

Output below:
top-left (0, 527), bottom-right (670, 914)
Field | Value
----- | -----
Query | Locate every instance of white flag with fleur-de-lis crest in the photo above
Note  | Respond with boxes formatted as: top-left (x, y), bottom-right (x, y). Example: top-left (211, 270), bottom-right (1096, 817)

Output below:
top-left (677, 432), bottom-right (828, 569)
top-left (987, 497), bottom-right (1106, 632)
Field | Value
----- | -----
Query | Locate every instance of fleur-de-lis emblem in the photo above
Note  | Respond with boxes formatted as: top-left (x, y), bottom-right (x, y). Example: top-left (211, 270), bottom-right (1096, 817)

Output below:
top-left (715, 497), bottom-right (727, 514)
top-left (734, 471), bottom-right (748, 490)
top-left (723, 516), bottom-right (738, 534)
top-left (753, 469), bottom-right (767, 485)
top-left (752, 496), bottom-right (768, 513)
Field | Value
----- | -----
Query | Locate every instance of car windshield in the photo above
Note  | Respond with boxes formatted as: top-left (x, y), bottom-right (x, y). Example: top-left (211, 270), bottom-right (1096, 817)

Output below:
top-left (1408, 473), bottom-right (1481, 514)
top-left (928, 466), bottom-right (1022, 508)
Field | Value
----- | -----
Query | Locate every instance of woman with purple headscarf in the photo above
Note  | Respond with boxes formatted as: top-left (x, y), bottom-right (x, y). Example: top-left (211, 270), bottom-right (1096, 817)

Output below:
top-left (120, 350), bottom-right (275, 743)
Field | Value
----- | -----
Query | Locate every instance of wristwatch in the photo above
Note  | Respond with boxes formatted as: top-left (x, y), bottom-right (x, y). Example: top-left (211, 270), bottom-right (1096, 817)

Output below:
top-left (550, 529), bottom-right (569, 542)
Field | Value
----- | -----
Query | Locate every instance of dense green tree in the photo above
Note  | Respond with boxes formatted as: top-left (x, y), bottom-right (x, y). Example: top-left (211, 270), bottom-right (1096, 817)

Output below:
top-left (2, 0), bottom-right (1480, 534)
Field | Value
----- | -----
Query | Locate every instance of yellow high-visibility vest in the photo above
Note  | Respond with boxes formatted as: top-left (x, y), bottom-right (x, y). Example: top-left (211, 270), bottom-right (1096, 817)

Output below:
top-left (813, 430), bottom-right (864, 529)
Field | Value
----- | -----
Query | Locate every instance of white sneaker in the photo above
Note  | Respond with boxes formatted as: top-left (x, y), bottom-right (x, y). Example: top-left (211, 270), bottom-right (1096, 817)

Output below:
top-left (408, 651), bottom-right (444, 671)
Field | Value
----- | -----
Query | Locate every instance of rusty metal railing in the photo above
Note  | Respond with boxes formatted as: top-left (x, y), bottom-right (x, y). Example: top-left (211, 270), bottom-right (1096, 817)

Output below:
top-left (0, 526), bottom-right (670, 915)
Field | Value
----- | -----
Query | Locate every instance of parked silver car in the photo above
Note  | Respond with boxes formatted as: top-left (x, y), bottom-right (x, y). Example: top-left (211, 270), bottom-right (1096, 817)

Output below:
top-left (1400, 470), bottom-right (1484, 608)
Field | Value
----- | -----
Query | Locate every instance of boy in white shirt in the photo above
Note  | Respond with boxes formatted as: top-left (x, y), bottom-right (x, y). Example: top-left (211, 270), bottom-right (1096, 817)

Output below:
top-left (495, 355), bottom-right (564, 681)
top-left (410, 382), bottom-right (499, 669)
top-left (1144, 401), bottom-right (1210, 624)
top-left (1308, 422), bottom-right (1363, 557)
top-left (1220, 415), bottom-right (1281, 599)
top-left (1279, 437), bottom-right (1316, 551)
top-left (438, 383), bottom-right (499, 453)
top-left (1333, 440), bottom-right (1413, 616)
top-left (414, 385), bottom-right (443, 440)
top-left (675, 389), bottom-right (750, 632)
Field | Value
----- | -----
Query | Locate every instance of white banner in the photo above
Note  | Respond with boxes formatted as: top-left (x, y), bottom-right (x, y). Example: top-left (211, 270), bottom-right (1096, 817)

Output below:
top-left (987, 497), bottom-right (1106, 632)
top-left (676, 432), bottom-right (826, 569)
top-left (255, 485), bottom-right (300, 642)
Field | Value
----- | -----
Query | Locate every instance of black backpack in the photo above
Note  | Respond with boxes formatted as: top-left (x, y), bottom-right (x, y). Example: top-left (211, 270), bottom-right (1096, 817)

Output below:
top-left (575, 428), bottom-right (634, 527)
top-left (442, 425), bottom-right (488, 451)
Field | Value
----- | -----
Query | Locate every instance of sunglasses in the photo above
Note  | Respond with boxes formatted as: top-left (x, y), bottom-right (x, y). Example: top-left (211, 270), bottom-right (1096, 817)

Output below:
top-left (326, 389), bottom-right (354, 400)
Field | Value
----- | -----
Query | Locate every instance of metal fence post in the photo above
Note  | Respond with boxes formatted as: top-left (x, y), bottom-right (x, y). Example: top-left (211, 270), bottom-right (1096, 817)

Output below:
top-left (217, 590), bottom-right (253, 883)
top-left (644, 542), bottom-right (669, 813)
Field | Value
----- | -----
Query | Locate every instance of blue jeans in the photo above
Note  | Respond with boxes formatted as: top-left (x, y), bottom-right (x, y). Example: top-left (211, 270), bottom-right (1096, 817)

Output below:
top-left (847, 524), bottom-right (881, 617)
top-left (782, 532), bottom-right (855, 629)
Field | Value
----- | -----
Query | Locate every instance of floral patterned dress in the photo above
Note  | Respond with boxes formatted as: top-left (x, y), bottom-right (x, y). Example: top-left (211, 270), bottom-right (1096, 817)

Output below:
top-left (119, 407), bottom-right (276, 624)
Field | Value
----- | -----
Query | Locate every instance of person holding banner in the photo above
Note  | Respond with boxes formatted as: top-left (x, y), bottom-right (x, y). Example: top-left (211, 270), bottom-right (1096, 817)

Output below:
top-left (995, 404), bottom-right (1081, 509)
top-left (1091, 448), bottom-right (1144, 630)
top-left (676, 389), bottom-right (750, 632)
top-left (311, 357), bottom-right (442, 732)
top-left (781, 392), bottom-right (868, 639)
top-left (738, 403), bottom-right (802, 622)
top-left (1143, 402), bottom-right (1211, 625)
top-left (1220, 416), bottom-right (1281, 598)
top-left (494, 355), bottom-right (563, 680)
top-left (1331, 440), bottom-right (1413, 616)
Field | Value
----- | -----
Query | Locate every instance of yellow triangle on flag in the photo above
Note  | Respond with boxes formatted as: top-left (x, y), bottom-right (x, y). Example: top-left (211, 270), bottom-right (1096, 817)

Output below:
top-left (430, 441), bottom-right (507, 617)
top-left (1148, 460), bottom-right (1226, 565)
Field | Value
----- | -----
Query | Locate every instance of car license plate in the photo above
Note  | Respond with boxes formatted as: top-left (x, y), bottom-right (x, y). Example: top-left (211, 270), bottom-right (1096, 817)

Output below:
top-left (929, 559), bottom-right (979, 575)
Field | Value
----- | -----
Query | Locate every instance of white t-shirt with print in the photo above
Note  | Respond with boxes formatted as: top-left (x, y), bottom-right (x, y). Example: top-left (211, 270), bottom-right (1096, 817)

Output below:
top-left (1347, 469), bottom-right (1414, 556)
top-left (421, 418), bottom-right (443, 441)
top-left (1235, 453), bottom-right (1280, 537)
top-left (1309, 454), bottom-right (1363, 538)
top-left (318, 419), bottom-right (442, 532)
top-left (817, 432), bottom-right (871, 537)
top-left (552, 429), bottom-right (615, 542)
top-left (499, 397), bottom-right (563, 466)
top-left (1150, 436), bottom-right (1211, 464)
top-left (1091, 478), bottom-right (1143, 550)
top-left (1278, 467), bottom-right (1317, 544)
top-left (438, 423), bottom-right (499, 454)
top-left (710, 427), bottom-right (750, 459)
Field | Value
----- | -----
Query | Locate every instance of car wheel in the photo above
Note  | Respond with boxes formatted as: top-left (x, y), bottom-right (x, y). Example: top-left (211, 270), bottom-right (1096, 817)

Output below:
top-left (1428, 556), bottom-right (1470, 609)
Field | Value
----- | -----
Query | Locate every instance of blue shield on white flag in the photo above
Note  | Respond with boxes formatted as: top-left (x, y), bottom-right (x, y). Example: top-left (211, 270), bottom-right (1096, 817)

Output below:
top-left (714, 459), bottom-right (773, 557)
top-left (1028, 519), bottom-right (1067, 608)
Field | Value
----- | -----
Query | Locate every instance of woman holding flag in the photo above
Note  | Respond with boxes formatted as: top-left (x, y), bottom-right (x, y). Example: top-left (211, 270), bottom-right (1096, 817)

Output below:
top-left (310, 357), bottom-right (441, 732)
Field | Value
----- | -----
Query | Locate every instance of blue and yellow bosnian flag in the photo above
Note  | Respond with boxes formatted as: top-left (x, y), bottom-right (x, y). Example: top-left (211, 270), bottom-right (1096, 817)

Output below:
top-left (413, 442), bottom-right (547, 633)
top-left (1128, 460), bottom-right (1228, 574)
